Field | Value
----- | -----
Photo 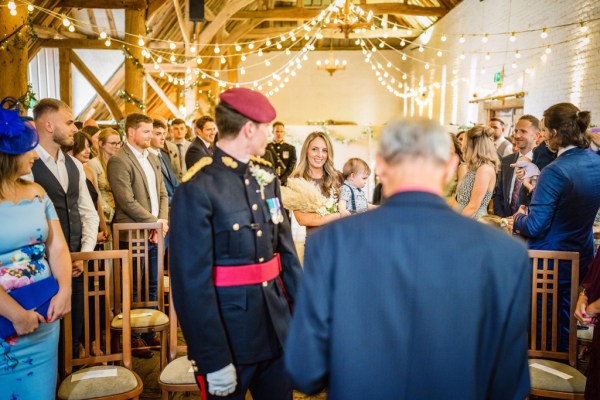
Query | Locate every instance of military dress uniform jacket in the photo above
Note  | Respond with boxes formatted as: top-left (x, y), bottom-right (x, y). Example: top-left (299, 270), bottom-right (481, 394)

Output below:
top-left (266, 141), bottom-right (296, 185)
top-left (169, 147), bottom-right (303, 376)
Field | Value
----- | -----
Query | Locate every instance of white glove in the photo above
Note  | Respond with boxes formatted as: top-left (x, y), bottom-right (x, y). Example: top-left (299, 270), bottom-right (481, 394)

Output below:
top-left (206, 363), bottom-right (237, 397)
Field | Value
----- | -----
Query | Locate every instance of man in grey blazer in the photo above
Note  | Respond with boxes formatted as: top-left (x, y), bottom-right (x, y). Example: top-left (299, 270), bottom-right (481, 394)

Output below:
top-left (107, 113), bottom-right (169, 356)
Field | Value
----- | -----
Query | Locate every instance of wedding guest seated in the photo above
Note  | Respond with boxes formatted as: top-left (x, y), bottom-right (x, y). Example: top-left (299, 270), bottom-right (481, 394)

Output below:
top-left (0, 102), bottom-right (71, 399)
top-left (282, 132), bottom-right (341, 234)
top-left (338, 157), bottom-right (376, 216)
top-left (285, 118), bottom-right (530, 399)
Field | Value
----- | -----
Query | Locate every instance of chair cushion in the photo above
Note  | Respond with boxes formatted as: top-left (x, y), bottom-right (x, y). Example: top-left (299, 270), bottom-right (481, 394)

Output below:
top-left (529, 359), bottom-right (586, 393)
top-left (58, 365), bottom-right (139, 399)
top-left (159, 356), bottom-right (197, 385)
top-left (577, 326), bottom-right (594, 341)
top-left (111, 308), bottom-right (169, 329)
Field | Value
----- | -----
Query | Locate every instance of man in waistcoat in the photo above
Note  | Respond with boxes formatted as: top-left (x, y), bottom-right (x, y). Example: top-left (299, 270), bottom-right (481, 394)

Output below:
top-left (30, 98), bottom-right (99, 355)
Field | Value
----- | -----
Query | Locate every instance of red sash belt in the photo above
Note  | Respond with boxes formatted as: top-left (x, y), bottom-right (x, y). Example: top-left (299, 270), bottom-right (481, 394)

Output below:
top-left (213, 254), bottom-right (281, 286)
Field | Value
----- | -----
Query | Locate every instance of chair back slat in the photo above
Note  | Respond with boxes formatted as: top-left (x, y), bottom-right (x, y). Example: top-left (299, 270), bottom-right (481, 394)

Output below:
top-left (63, 250), bottom-right (132, 376)
top-left (527, 249), bottom-right (579, 367)
top-left (167, 292), bottom-right (188, 363)
top-left (112, 222), bottom-right (165, 313)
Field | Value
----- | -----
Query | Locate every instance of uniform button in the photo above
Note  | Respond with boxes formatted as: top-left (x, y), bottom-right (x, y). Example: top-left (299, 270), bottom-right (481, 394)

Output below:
top-left (262, 281), bottom-right (268, 287)
top-left (193, 366), bottom-right (199, 372)
top-left (252, 204), bottom-right (258, 211)
top-left (256, 230), bottom-right (262, 237)
top-left (245, 179), bottom-right (250, 185)
top-left (259, 257), bottom-right (265, 262)
top-left (190, 360), bottom-right (196, 365)
top-left (233, 223), bottom-right (240, 231)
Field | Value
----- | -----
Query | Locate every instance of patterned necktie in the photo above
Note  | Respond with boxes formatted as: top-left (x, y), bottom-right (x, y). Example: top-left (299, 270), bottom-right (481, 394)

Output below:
top-left (208, 145), bottom-right (213, 156)
top-left (510, 178), bottom-right (523, 214)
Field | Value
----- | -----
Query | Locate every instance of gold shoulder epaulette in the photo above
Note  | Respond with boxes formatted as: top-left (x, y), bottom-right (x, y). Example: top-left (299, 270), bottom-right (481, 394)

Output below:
top-left (182, 157), bottom-right (212, 182)
top-left (222, 156), bottom-right (238, 169)
top-left (250, 156), bottom-right (272, 168)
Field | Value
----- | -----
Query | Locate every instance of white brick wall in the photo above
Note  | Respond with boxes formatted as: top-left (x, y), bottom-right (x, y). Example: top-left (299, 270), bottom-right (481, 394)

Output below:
top-left (402, 0), bottom-right (600, 127)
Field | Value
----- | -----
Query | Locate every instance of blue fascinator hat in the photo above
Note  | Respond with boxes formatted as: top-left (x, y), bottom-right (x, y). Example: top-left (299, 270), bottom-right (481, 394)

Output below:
top-left (0, 97), bottom-right (39, 155)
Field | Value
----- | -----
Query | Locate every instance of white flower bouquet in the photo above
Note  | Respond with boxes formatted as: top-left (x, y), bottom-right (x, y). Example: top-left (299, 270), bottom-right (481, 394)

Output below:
top-left (280, 178), bottom-right (338, 216)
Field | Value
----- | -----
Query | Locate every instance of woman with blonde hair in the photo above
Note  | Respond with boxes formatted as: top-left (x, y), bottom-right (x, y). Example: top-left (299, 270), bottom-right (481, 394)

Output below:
top-left (87, 128), bottom-right (120, 223)
top-left (455, 125), bottom-right (499, 219)
top-left (285, 131), bottom-right (342, 232)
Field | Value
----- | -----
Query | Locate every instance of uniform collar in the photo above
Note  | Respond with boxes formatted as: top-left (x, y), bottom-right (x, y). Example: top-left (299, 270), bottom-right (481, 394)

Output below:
top-left (213, 147), bottom-right (248, 176)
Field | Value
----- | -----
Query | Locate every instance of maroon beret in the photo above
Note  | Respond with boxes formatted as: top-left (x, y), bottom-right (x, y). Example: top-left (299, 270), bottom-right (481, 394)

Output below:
top-left (219, 88), bottom-right (276, 123)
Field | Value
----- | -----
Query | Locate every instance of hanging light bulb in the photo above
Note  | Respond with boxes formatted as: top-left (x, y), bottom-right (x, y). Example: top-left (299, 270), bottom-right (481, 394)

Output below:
top-left (460, 52), bottom-right (466, 60)
top-left (379, 42), bottom-right (385, 48)
top-left (402, 54), bottom-right (407, 61)
top-left (105, 38), bottom-right (111, 47)
top-left (509, 32), bottom-right (516, 42)
top-left (485, 52), bottom-right (491, 61)
top-left (437, 50), bottom-right (442, 57)
top-left (580, 22), bottom-right (588, 33)
top-left (241, 54), bottom-right (247, 61)
top-left (240, 67), bottom-right (246, 75)
top-left (190, 46), bottom-right (197, 53)
top-left (540, 54), bottom-right (547, 62)
top-left (68, 25), bottom-right (75, 32)
top-left (169, 41), bottom-right (176, 50)
top-left (406, 28), bottom-right (412, 36)
top-left (157, 56), bottom-right (163, 63)
top-left (424, 63), bottom-right (430, 70)
top-left (540, 28), bottom-right (548, 39)
top-left (512, 61), bottom-right (518, 69)
top-left (400, 39), bottom-right (406, 47)
top-left (220, 56), bottom-right (226, 64)
top-left (170, 54), bottom-right (176, 62)
top-left (138, 36), bottom-right (145, 46)
top-left (441, 34), bottom-right (447, 42)
top-left (514, 50), bottom-right (521, 59)
top-left (276, 43), bottom-right (282, 50)
top-left (258, 49), bottom-right (263, 57)
top-left (214, 71), bottom-right (220, 77)
top-left (248, 42), bottom-right (254, 50)
top-left (402, 73), bottom-right (407, 80)
top-left (582, 35), bottom-right (590, 45)
top-left (62, 16), bottom-right (71, 27)
top-left (235, 44), bottom-right (242, 52)
top-left (418, 45), bottom-right (424, 53)
top-left (27, 4), bottom-right (34, 12)
top-left (214, 45), bottom-right (220, 54)
top-left (100, 31), bottom-right (107, 39)
top-left (285, 49), bottom-right (291, 55)
top-left (545, 46), bottom-right (552, 54)
top-left (459, 35), bottom-right (465, 43)
top-left (481, 34), bottom-right (488, 43)
top-left (265, 60), bottom-right (271, 66)
top-left (159, 71), bottom-right (165, 77)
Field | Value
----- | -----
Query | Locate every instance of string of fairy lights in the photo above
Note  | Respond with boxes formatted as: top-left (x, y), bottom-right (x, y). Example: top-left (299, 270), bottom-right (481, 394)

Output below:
top-left (1, 0), bottom-right (598, 102)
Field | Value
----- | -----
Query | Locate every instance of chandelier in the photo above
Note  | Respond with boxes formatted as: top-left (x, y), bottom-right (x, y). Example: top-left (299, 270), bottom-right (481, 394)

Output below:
top-left (321, 0), bottom-right (373, 39)
top-left (316, 43), bottom-right (347, 76)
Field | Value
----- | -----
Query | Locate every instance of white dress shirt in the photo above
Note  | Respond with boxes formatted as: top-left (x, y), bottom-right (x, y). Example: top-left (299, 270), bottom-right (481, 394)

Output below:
top-left (24, 145), bottom-right (99, 252)
top-left (557, 145), bottom-right (577, 157)
top-left (127, 143), bottom-right (159, 217)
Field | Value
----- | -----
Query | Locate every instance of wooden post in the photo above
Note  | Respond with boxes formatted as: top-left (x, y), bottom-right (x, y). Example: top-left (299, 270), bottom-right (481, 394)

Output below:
top-left (124, 8), bottom-right (145, 115)
top-left (0, 3), bottom-right (29, 107)
top-left (59, 48), bottom-right (72, 108)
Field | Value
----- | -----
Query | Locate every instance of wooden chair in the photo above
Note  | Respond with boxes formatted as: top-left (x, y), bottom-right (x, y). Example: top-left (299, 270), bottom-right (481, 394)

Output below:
top-left (158, 293), bottom-right (199, 399)
top-left (112, 222), bottom-right (169, 369)
top-left (58, 250), bottom-right (143, 399)
top-left (528, 250), bottom-right (586, 399)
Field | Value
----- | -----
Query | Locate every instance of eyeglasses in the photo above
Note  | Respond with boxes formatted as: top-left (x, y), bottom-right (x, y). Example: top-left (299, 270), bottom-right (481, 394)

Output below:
top-left (106, 141), bottom-right (122, 146)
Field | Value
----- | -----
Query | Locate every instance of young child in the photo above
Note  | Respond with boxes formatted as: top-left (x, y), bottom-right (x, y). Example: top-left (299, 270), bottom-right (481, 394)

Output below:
top-left (513, 157), bottom-right (540, 194)
top-left (338, 158), bottom-right (377, 216)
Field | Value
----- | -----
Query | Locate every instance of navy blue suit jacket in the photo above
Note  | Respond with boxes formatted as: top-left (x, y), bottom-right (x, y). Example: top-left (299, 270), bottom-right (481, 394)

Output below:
top-left (514, 147), bottom-right (600, 277)
top-left (185, 137), bottom-right (212, 170)
top-left (158, 150), bottom-right (178, 205)
top-left (285, 191), bottom-right (531, 400)
top-left (493, 152), bottom-right (520, 217)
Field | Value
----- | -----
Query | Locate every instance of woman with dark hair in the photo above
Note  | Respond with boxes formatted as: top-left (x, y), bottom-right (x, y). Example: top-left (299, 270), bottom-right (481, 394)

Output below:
top-left (0, 103), bottom-right (71, 399)
top-left (513, 103), bottom-right (600, 352)
top-left (455, 125), bottom-right (499, 219)
top-left (287, 131), bottom-right (342, 232)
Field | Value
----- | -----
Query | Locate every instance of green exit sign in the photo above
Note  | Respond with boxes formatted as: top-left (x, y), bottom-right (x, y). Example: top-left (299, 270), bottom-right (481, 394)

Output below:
top-left (494, 72), bottom-right (502, 83)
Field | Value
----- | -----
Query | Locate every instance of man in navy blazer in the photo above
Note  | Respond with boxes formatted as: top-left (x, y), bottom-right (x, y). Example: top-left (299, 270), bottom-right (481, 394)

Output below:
top-left (151, 119), bottom-right (178, 205)
top-left (185, 115), bottom-right (217, 169)
top-left (285, 119), bottom-right (531, 400)
top-left (493, 115), bottom-right (540, 217)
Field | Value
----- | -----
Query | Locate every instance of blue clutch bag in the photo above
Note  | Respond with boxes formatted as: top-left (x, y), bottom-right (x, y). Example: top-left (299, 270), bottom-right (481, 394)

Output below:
top-left (0, 276), bottom-right (59, 339)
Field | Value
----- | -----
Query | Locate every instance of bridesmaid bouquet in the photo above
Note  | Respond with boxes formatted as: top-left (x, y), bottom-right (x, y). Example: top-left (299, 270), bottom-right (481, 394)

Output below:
top-left (280, 178), bottom-right (338, 216)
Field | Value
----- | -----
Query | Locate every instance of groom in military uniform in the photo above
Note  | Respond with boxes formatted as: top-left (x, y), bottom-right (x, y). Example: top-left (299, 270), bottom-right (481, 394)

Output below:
top-left (169, 88), bottom-right (303, 399)
top-left (266, 121), bottom-right (296, 186)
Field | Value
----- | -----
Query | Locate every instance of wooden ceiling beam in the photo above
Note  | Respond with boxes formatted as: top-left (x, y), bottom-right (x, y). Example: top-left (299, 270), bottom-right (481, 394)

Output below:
top-left (55, 0), bottom-right (146, 9)
top-left (70, 50), bottom-right (124, 121)
top-left (232, 4), bottom-right (447, 20)
top-left (39, 38), bottom-right (122, 49)
top-left (197, 0), bottom-right (255, 52)
top-left (172, 0), bottom-right (190, 45)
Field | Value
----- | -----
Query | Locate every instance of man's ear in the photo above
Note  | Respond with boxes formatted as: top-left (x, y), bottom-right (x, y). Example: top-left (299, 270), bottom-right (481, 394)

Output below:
top-left (240, 120), bottom-right (255, 139)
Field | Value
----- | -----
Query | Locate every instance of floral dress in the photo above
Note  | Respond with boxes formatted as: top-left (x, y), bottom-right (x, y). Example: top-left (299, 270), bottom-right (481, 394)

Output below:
top-left (0, 194), bottom-right (60, 400)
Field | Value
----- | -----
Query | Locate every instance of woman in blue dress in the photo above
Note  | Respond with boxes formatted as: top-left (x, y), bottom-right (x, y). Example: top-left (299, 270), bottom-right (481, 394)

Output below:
top-left (0, 102), bottom-right (72, 400)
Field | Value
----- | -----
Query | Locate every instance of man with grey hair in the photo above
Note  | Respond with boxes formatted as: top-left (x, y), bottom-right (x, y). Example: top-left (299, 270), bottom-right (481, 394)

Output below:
top-left (285, 119), bottom-right (531, 399)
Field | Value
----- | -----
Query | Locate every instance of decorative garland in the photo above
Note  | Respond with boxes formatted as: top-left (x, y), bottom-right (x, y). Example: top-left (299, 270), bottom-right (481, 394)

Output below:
top-left (122, 46), bottom-right (144, 70)
top-left (319, 124), bottom-right (375, 145)
top-left (0, 15), bottom-right (37, 52)
top-left (18, 83), bottom-right (37, 110)
top-left (117, 90), bottom-right (146, 111)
